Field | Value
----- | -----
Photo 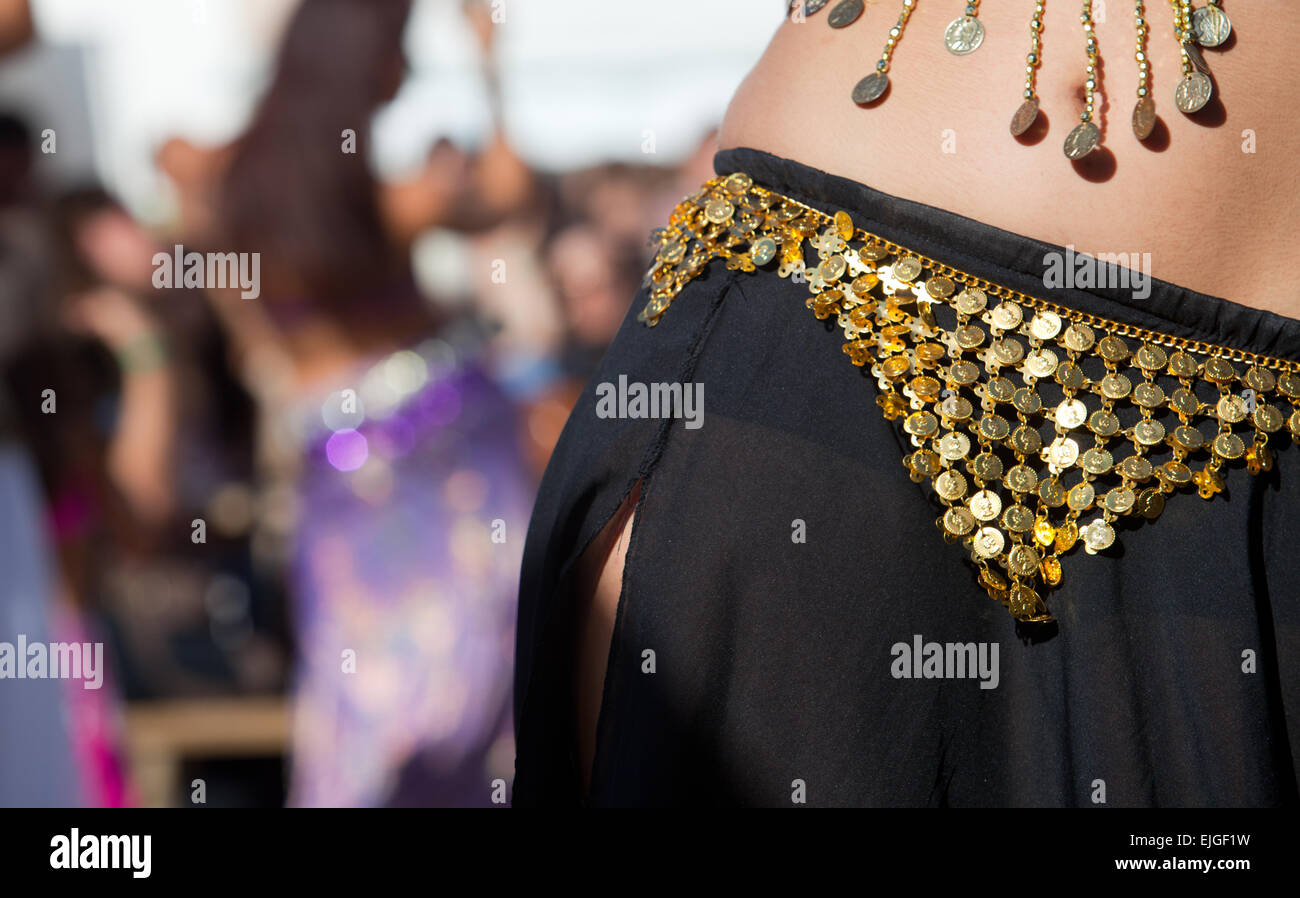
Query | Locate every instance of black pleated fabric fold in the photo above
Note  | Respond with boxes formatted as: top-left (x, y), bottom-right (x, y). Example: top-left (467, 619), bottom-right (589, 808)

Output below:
top-left (512, 147), bottom-right (1300, 807)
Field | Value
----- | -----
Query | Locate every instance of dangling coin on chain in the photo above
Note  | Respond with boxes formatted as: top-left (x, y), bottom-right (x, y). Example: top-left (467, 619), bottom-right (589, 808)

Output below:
top-left (1171, 1), bottom-right (1213, 114)
top-left (1064, 121), bottom-right (1101, 159)
top-left (1175, 70), bottom-right (1212, 112)
top-left (1132, 97), bottom-right (1157, 140)
top-left (944, 3), bottom-right (985, 55)
top-left (813, 0), bottom-right (1239, 152)
top-left (1010, 1), bottom-right (1045, 136)
top-left (1192, 1), bottom-right (1231, 48)
top-left (1131, 1), bottom-right (1157, 140)
top-left (828, 0), bottom-right (864, 29)
top-left (1010, 98), bottom-right (1040, 136)
top-left (851, 0), bottom-right (916, 107)
top-left (1184, 40), bottom-right (1211, 74)
top-left (852, 72), bottom-right (890, 105)
top-left (1064, 1), bottom-right (1103, 160)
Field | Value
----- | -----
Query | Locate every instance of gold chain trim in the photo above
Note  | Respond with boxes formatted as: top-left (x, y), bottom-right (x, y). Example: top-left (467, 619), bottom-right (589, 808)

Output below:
top-left (638, 172), bottom-right (1300, 623)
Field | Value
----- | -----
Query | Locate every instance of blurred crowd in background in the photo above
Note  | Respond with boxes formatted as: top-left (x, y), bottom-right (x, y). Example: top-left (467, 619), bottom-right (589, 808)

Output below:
top-left (0, 0), bottom-right (763, 806)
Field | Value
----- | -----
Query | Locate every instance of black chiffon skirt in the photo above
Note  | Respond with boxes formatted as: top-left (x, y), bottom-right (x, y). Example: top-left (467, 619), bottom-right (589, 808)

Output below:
top-left (511, 146), bottom-right (1300, 807)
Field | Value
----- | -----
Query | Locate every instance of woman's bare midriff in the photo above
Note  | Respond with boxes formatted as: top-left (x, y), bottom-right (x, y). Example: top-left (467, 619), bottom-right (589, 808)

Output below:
top-left (719, 2), bottom-right (1300, 321)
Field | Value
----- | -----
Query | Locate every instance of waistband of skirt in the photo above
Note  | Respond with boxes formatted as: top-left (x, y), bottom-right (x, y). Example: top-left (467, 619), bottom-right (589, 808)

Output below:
top-left (713, 146), bottom-right (1300, 364)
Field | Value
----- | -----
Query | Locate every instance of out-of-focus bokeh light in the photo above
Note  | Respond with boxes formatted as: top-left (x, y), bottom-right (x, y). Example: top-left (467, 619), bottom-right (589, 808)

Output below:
top-left (325, 429), bottom-right (369, 472)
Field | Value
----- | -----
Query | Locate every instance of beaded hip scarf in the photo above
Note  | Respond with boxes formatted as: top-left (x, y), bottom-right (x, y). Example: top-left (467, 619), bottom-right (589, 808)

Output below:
top-left (637, 171), bottom-right (1300, 624)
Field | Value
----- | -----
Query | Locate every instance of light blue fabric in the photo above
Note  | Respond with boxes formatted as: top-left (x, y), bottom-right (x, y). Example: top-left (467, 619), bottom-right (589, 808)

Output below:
top-left (0, 440), bottom-right (79, 807)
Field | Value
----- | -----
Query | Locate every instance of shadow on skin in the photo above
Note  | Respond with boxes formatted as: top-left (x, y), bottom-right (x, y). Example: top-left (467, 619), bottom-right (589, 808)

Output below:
top-left (1071, 145), bottom-right (1116, 182)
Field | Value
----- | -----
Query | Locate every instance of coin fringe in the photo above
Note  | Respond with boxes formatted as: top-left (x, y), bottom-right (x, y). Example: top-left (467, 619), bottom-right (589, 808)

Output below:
top-left (639, 173), bottom-right (1299, 624)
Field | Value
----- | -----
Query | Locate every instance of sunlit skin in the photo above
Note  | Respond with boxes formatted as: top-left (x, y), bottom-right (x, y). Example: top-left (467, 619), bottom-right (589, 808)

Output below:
top-left (719, 1), bottom-right (1300, 319)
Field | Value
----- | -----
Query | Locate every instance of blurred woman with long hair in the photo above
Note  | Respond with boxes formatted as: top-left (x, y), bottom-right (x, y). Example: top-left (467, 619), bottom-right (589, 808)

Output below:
top-left (214, 0), bottom-right (532, 807)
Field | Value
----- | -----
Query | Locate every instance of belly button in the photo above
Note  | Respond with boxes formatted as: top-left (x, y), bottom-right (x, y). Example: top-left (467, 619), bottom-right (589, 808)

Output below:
top-left (1067, 81), bottom-right (1108, 112)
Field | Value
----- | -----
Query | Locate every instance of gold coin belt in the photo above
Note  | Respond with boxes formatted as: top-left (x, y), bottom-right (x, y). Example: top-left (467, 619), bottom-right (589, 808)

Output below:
top-left (639, 172), bottom-right (1300, 624)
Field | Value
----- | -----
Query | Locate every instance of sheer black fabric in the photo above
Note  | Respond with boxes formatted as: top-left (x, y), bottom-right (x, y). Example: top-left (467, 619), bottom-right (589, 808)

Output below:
top-left (512, 146), bottom-right (1300, 807)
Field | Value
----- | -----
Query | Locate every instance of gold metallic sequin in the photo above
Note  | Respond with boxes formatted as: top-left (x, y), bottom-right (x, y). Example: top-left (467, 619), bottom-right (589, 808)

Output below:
top-left (820, 254), bottom-right (848, 282)
top-left (940, 394), bottom-right (974, 421)
top-left (1055, 362), bottom-right (1085, 390)
top-left (750, 237), bottom-right (777, 266)
top-left (936, 469), bottom-right (969, 500)
top-left (1205, 357), bottom-right (1237, 383)
top-left (881, 357), bottom-right (911, 379)
top-left (949, 361), bottom-right (980, 385)
top-left (1007, 464), bottom-right (1038, 493)
top-left (1100, 373), bottom-right (1132, 400)
top-left (916, 344), bottom-right (947, 365)
top-left (971, 451), bottom-right (1004, 481)
top-left (1216, 395), bottom-right (1248, 424)
top-left (1003, 505), bottom-right (1035, 533)
top-left (1055, 519), bottom-right (1080, 553)
top-left (1067, 482), bottom-right (1095, 511)
top-left (939, 431), bottom-right (972, 460)
top-left (1214, 433), bottom-right (1246, 459)
top-left (1009, 425), bottom-right (1042, 455)
top-left (1104, 487), bottom-right (1136, 514)
top-left (970, 489), bottom-right (1003, 521)
top-left (1055, 399), bottom-right (1088, 430)
top-left (1024, 349), bottom-right (1059, 379)
top-left (1084, 519), bottom-right (1116, 553)
top-left (893, 257), bottom-right (923, 282)
top-left (1086, 413), bottom-right (1118, 441)
top-left (724, 172), bottom-right (753, 195)
top-left (990, 302), bottom-right (1023, 331)
top-left (1039, 479), bottom-right (1066, 508)
top-left (1041, 556), bottom-right (1063, 586)
top-left (1047, 437), bottom-right (1080, 469)
top-left (956, 325), bottom-right (985, 350)
top-left (955, 288), bottom-right (987, 315)
top-left (1097, 335), bottom-right (1130, 363)
top-left (1007, 544), bottom-right (1041, 577)
top-left (1133, 382), bottom-right (1165, 408)
top-left (905, 411), bottom-right (939, 438)
top-left (978, 415), bottom-right (1011, 441)
top-left (1081, 447), bottom-right (1113, 475)
top-left (926, 276), bottom-right (955, 299)
top-left (1133, 419), bottom-right (1166, 446)
top-left (1255, 405), bottom-right (1284, 433)
top-left (1135, 344), bottom-right (1168, 370)
top-left (704, 199), bottom-right (734, 224)
top-left (1012, 388), bottom-right (1042, 415)
top-left (638, 172), bottom-right (1300, 623)
top-left (834, 210), bottom-right (854, 241)
top-left (1030, 311), bottom-right (1063, 341)
top-left (944, 506), bottom-right (976, 535)
top-left (972, 526), bottom-right (1006, 558)
top-left (851, 273), bottom-right (879, 296)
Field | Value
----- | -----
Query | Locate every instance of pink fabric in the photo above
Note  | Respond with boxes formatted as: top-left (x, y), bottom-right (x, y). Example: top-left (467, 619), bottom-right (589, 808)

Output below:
top-left (51, 605), bottom-right (136, 807)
